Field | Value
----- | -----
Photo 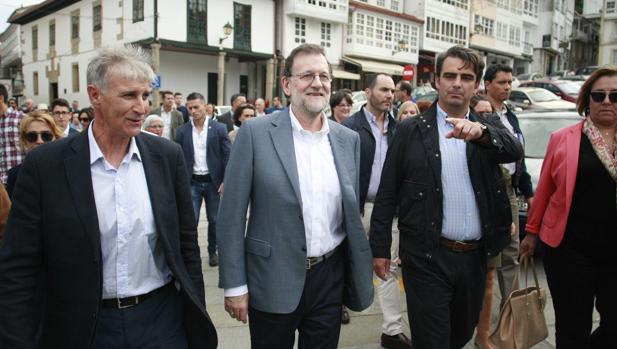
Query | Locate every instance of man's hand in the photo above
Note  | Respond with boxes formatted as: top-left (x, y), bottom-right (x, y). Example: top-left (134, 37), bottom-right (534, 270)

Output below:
top-left (373, 258), bottom-right (391, 281)
top-left (520, 234), bottom-right (538, 259)
top-left (445, 118), bottom-right (484, 142)
top-left (218, 183), bottom-right (224, 195)
top-left (510, 223), bottom-right (517, 237)
top-left (224, 293), bottom-right (249, 323)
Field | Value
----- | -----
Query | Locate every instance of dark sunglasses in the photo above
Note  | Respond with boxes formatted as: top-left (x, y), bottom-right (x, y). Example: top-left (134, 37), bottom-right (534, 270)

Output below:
top-left (25, 131), bottom-right (54, 143)
top-left (590, 91), bottom-right (617, 103)
top-left (79, 117), bottom-right (90, 122)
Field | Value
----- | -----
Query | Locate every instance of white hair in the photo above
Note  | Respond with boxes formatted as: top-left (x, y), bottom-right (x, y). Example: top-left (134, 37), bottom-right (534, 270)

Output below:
top-left (87, 45), bottom-right (155, 92)
top-left (142, 114), bottom-right (163, 129)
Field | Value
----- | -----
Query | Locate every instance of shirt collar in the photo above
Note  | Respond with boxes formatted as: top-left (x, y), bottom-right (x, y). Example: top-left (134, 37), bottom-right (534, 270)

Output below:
top-left (436, 103), bottom-right (470, 126)
top-left (289, 105), bottom-right (329, 136)
top-left (362, 107), bottom-right (390, 130)
top-left (88, 119), bottom-right (142, 166)
top-left (190, 116), bottom-right (208, 130)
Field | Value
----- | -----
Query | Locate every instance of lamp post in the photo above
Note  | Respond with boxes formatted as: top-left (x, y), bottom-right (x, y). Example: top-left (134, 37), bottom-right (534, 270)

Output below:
top-left (217, 22), bottom-right (234, 107)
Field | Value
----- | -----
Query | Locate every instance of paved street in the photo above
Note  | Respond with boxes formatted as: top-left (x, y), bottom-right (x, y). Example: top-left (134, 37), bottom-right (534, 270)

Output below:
top-left (196, 209), bottom-right (599, 349)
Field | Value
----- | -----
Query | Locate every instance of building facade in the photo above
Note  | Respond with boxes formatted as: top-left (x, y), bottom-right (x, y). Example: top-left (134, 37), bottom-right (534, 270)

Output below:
top-left (599, 0), bottom-right (617, 65)
top-left (0, 22), bottom-right (24, 100)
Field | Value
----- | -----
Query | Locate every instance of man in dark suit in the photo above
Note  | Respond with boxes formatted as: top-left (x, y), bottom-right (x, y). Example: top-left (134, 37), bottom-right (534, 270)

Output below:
top-left (342, 74), bottom-right (411, 349)
top-left (51, 98), bottom-right (79, 137)
top-left (370, 46), bottom-right (523, 349)
top-left (0, 46), bottom-right (217, 349)
top-left (176, 92), bottom-right (231, 267)
top-left (214, 93), bottom-right (245, 132)
top-left (218, 43), bottom-right (373, 349)
top-left (174, 92), bottom-right (190, 123)
top-left (152, 90), bottom-right (184, 140)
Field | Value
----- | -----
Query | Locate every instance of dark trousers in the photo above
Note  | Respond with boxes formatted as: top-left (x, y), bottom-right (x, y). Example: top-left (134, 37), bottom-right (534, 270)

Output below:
top-left (542, 242), bottom-right (617, 349)
top-left (248, 248), bottom-right (344, 349)
top-left (93, 283), bottom-right (188, 349)
top-left (402, 246), bottom-right (487, 349)
top-left (190, 179), bottom-right (220, 255)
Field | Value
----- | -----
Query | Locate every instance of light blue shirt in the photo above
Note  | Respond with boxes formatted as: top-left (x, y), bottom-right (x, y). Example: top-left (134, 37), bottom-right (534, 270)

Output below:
top-left (88, 124), bottom-right (171, 299)
top-left (435, 104), bottom-right (482, 241)
top-left (363, 108), bottom-right (390, 203)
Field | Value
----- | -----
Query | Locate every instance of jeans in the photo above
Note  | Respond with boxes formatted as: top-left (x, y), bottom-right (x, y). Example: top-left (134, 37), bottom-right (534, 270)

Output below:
top-left (191, 179), bottom-right (220, 255)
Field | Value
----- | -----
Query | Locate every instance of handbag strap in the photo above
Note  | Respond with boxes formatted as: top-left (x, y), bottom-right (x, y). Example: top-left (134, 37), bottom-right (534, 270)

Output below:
top-left (521, 256), bottom-right (543, 301)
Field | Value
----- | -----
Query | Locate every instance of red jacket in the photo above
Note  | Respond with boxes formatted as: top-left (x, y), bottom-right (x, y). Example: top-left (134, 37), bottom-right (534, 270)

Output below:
top-left (525, 121), bottom-right (583, 247)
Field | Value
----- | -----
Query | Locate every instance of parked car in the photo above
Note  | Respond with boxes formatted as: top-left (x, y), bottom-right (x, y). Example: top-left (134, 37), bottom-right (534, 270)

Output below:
top-left (574, 65), bottom-right (598, 79)
top-left (350, 91), bottom-right (367, 114)
top-left (516, 72), bottom-right (545, 82)
top-left (516, 111), bottom-right (583, 239)
top-left (511, 76), bottom-right (521, 88)
top-left (508, 87), bottom-right (576, 110)
top-left (518, 80), bottom-right (581, 102)
top-left (411, 85), bottom-right (439, 102)
top-left (549, 70), bottom-right (572, 80)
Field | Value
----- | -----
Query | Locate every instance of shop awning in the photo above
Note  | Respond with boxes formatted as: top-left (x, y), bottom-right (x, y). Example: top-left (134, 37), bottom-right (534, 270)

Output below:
top-left (342, 57), bottom-right (404, 76)
top-left (332, 69), bottom-right (360, 80)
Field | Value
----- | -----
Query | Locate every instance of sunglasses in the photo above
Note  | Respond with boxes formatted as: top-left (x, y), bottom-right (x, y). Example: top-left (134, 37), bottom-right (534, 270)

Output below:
top-left (79, 117), bottom-right (90, 122)
top-left (25, 131), bottom-right (54, 143)
top-left (590, 91), bottom-right (617, 103)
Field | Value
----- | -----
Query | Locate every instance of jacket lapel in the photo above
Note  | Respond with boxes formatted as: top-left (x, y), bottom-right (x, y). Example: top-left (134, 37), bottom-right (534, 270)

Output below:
top-left (565, 122), bottom-right (583, 206)
top-left (328, 123), bottom-right (353, 191)
top-left (136, 136), bottom-right (168, 243)
top-left (269, 111), bottom-right (303, 207)
top-left (64, 132), bottom-right (102, 260)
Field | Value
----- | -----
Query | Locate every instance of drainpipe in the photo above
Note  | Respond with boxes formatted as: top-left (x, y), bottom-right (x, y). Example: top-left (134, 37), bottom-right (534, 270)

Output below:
top-left (151, 0), bottom-right (161, 107)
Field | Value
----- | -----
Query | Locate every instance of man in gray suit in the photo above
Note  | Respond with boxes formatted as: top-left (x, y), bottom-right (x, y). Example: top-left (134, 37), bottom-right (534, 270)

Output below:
top-left (217, 43), bottom-right (374, 349)
top-left (152, 90), bottom-right (184, 140)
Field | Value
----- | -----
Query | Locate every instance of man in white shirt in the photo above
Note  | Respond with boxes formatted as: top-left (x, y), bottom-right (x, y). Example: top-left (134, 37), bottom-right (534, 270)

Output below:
top-left (217, 43), bottom-right (374, 349)
top-left (51, 98), bottom-right (79, 137)
top-left (254, 98), bottom-right (266, 116)
top-left (152, 90), bottom-right (184, 140)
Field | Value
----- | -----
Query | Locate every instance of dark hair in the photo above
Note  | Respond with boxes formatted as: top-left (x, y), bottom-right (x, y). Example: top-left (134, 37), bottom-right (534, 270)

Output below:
top-left (174, 92), bottom-right (182, 97)
top-left (0, 84), bottom-right (7, 103)
top-left (232, 103), bottom-right (256, 126)
top-left (340, 88), bottom-right (353, 96)
top-left (365, 73), bottom-right (391, 89)
top-left (483, 64), bottom-right (513, 82)
top-left (436, 46), bottom-right (484, 82)
top-left (160, 90), bottom-right (173, 98)
top-left (577, 65), bottom-right (617, 116)
top-left (50, 98), bottom-right (70, 111)
top-left (272, 96), bottom-right (280, 102)
top-left (397, 81), bottom-right (412, 96)
top-left (329, 91), bottom-right (353, 110)
top-left (416, 100), bottom-right (433, 113)
top-left (79, 107), bottom-right (95, 121)
top-left (230, 93), bottom-right (245, 105)
top-left (186, 92), bottom-right (205, 103)
top-left (470, 94), bottom-right (493, 112)
top-left (283, 43), bottom-right (331, 77)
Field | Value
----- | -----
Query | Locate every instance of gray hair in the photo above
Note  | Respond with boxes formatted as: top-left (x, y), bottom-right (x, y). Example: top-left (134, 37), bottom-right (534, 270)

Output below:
top-left (87, 45), bottom-right (155, 91)
top-left (142, 114), bottom-right (163, 129)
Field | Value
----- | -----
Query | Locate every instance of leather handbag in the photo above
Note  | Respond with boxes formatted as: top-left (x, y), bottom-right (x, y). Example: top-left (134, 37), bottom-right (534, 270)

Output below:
top-left (489, 256), bottom-right (548, 349)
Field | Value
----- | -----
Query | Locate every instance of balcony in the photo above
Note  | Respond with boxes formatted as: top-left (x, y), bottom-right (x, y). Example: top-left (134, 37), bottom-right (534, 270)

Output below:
top-left (286, 0), bottom-right (349, 24)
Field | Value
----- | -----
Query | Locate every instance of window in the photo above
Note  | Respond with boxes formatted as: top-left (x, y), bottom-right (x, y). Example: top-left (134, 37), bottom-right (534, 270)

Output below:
top-left (294, 17), bottom-right (306, 43)
top-left (72, 63), bottom-right (80, 93)
top-left (71, 12), bottom-right (79, 39)
top-left (438, 0), bottom-right (468, 9)
top-left (474, 15), bottom-right (494, 36)
top-left (391, 0), bottom-right (400, 11)
top-left (613, 50), bottom-right (617, 65)
top-left (33, 72), bottom-right (39, 96)
top-left (607, 0), bottom-right (615, 14)
top-left (523, 0), bottom-right (538, 16)
top-left (49, 21), bottom-right (55, 47)
top-left (31, 26), bottom-right (38, 50)
top-left (187, 0), bottom-right (206, 43)
top-left (496, 22), bottom-right (507, 41)
top-left (233, 2), bottom-right (251, 51)
top-left (133, 0), bottom-right (144, 22)
top-left (320, 22), bottom-right (331, 48)
top-left (496, 0), bottom-right (509, 9)
top-left (93, 4), bottom-right (102, 32)
top-left (377, 0), bottom-right (385, 6)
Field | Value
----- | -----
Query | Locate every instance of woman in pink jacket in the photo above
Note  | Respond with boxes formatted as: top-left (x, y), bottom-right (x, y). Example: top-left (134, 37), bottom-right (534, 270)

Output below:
top-left (521, 66), bottom-right (617, 348)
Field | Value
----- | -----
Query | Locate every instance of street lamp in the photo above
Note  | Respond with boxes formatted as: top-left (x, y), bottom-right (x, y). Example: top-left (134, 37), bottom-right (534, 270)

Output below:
top-left (218, 22), bottom-right (234, 107)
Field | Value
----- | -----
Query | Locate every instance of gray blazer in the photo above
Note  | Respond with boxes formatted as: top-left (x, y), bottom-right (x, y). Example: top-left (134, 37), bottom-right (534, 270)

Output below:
top-left (217, 109), bottom-right (374, 314)
top-left (152, 107), bottom-right (184, 140)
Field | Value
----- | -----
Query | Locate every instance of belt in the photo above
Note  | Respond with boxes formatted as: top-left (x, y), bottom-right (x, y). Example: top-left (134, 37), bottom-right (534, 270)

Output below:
top-left (439, 237), bottom-right (482, 252)
top-left (101, 282), bottom-right (173, 309)
top-left (306, 246), bottom-right (339, 270)
top-left (192, 173), bottom-right (212, 182)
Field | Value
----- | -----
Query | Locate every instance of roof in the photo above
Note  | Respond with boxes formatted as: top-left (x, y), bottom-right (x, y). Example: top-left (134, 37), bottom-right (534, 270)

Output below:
top-left (8, 0), bottom-right (79, 25)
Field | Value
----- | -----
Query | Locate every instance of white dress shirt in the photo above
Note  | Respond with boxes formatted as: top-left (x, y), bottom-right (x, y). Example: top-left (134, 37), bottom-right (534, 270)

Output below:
top-left (88, 123), bottom-right (171, 299)
top-left (192, 118), bottom-right (209, 175)
top-left (63, 124), bottom-right (71, 137)
top-left (161, 109), bottom-right (172, 140)
top-left (224, 108), bottom-right (345, 297)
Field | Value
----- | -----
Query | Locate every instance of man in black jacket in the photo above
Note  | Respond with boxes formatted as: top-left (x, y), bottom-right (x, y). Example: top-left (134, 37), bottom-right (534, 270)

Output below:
top-left (370, 46), bottom-right (523, 349)
top-left (343, 74), bottom-right (410, 349)
top-left (484, 64), bottom-right (534, 306)
top-left (215, 93), bottom-right (245, 132)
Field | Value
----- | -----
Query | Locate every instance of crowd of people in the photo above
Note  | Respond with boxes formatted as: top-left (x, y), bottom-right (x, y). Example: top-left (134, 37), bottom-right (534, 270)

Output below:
top-left (0, 42), bottom-right (614, 349)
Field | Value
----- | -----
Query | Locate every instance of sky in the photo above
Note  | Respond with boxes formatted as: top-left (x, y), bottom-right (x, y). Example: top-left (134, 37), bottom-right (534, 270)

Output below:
top-left (0, 1), bottom-right (43, 33)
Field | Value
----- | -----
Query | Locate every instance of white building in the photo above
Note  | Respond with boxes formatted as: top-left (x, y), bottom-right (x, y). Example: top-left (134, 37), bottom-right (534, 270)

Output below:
top-left (406, 0), bottom-right (469, 83)
top-left (0, 22), bottom-right (24, 99)
top-left (599, 0), bottom-right (617, 65)
top-left (9, 0), bottom-right (276, 107)
top-left (529, 0), bottom-right (575, 74)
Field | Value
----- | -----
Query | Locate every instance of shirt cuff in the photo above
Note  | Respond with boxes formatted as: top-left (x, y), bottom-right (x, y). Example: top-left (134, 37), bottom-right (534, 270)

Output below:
top-left (224, 285), bottom-right (249, 297)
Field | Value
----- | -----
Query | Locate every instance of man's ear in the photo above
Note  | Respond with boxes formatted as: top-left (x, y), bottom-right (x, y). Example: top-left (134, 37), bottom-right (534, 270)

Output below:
top-left (87, 85), bottom-right (101, 108)
top-left (281, 76), bottom-right (291, 97)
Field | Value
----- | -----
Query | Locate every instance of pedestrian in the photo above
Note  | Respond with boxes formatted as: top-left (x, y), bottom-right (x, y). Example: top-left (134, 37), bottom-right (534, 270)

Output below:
top-left (51, 98), bottom-right (79, 137)
top-left (0, 84), bottom-right (24, 184)
top-left (329, 91), bottom-right (353, 124)
top-left (217, 43), bottom-right (374, 349)
top-left (521, 66), bottom-right (617, 348)
top-left (265, 95), bottom-right (284, 114)
top-left (152, 90), bottom-right (184, 140)
top-left (175, 92), bottom-right (190, 123)
top-left (215, 93), bottom-right (246, 132)
top-left (6, 110), bottom-right (63, 198)
top-left (0, 45), bottom-right (217, 349)
top-left (176, 92), bottom-right (230, 267)
top-left (370, 45), bottom-right (523, 349)
top-left (78, 107), bottom-right (95, 130)
top-left (397, 101), bottom-right (420, 121)
top-left (228, 103), bottom-right (256, 143)
top-left (142, 114), bottom-right (165, 137)
top-left (343, 73), bottom-right (411, 349)
top-left (254, 98), bottom-right (266, 116)
top-left (393, 81), bottom-right (412, 116)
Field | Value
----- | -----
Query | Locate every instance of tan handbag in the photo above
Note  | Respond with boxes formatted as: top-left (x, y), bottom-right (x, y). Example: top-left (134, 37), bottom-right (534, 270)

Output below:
top-left (489, 256), bottom-right (548, 349)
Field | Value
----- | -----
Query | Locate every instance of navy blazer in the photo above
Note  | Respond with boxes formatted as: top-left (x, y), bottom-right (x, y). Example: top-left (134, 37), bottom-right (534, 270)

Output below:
top-left (175, 119), bottom-right (231, 188)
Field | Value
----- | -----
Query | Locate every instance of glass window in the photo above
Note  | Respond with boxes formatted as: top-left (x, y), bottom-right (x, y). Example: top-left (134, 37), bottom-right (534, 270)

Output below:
top-left (93, 4), bottom-right (102, 32)
top-left (32, 26), bottom-right (38, 50)
top-left (133, 0), bottom-right (144, 22)
top-left (188, 0), bottom-right (207, 43)
top-left (71, 14), bottom-right (79, 39)
top-left (295, 17), bottom-right (306, 43)
top-left (320, 22), bottom-right (331, 48)
top-left (234, 2), bottom-right (251, 51)
top-left (49, 21), bottom-right (55, 47)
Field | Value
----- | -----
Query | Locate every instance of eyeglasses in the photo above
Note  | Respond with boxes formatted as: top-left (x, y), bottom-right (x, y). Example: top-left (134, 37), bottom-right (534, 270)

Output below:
top-left (25, 131), bottom-right (54, 143)
top-left (79, 117), bottom-right (90, 122)
top-left (590, 91), bottom-right (617, 103)
top-left (290, 72), bottom-right (332, 84)
top-left (53, 111), bottom-right (70, 117)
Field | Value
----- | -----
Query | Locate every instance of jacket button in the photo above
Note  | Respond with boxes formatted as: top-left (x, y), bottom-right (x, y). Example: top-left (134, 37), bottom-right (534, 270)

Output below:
top-left (419, 192), bottom-right (423, 197)
top-left (497, 190), bottom-right (501, 194)
top-left (436, 188), bottom-right (440, 192)
top-left (301, 247), bottom-right (306, 252)
top-left (299, 215), bottom-right (303, 221)
top-left (435, 153), bottom-right (440, 158)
